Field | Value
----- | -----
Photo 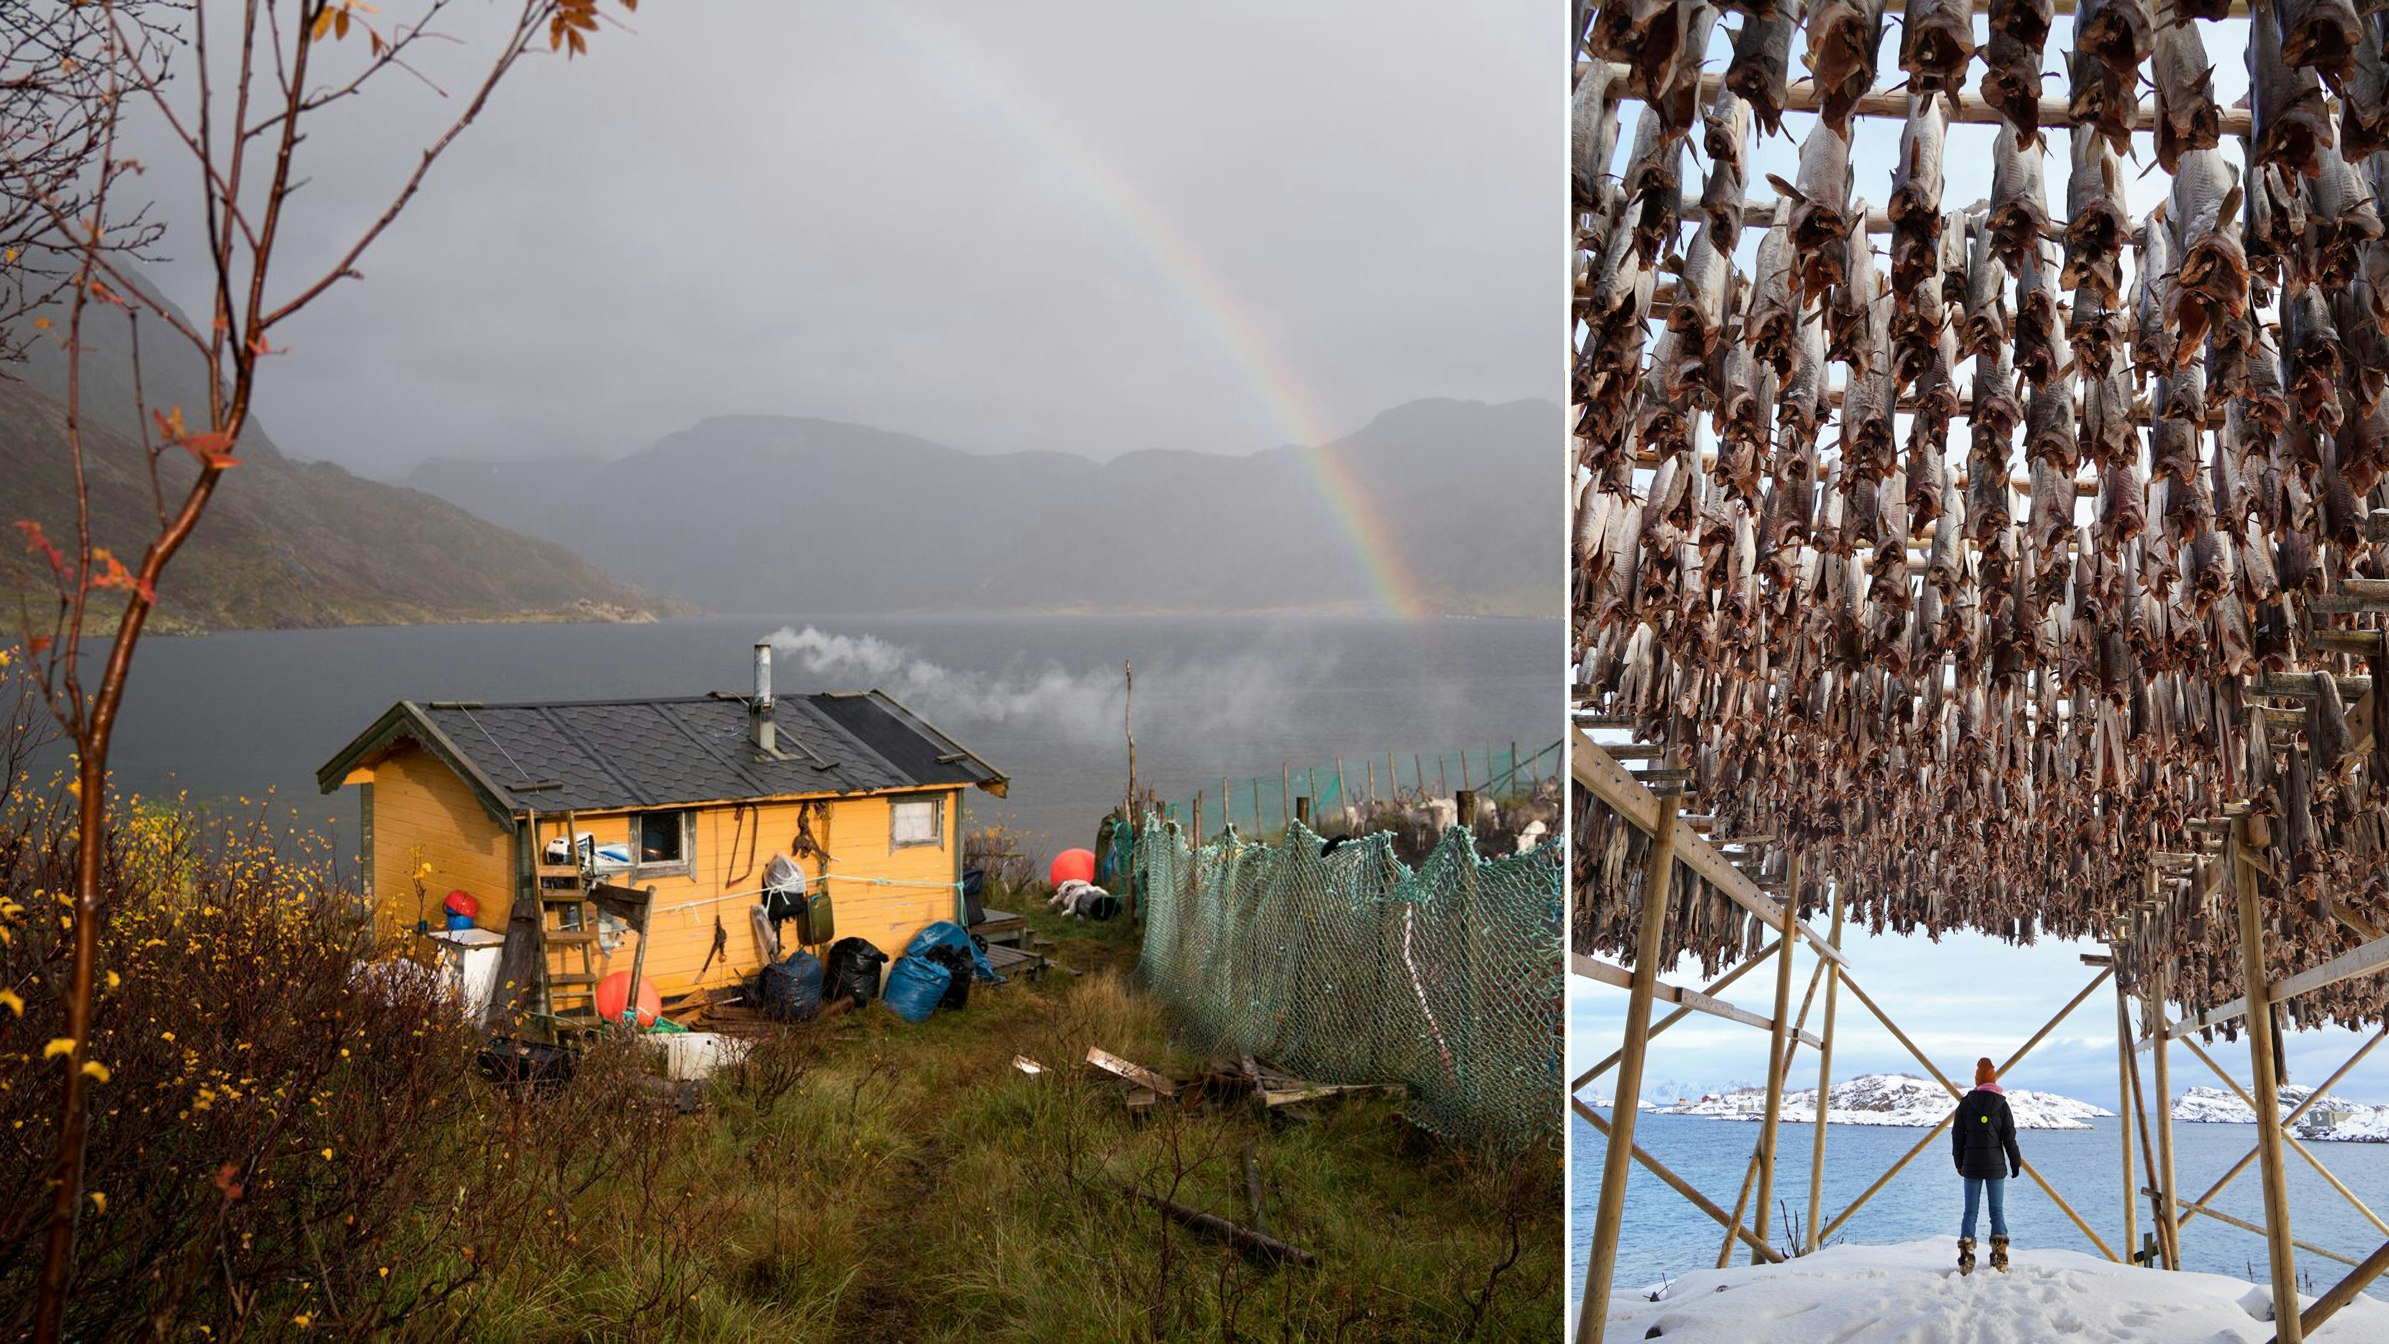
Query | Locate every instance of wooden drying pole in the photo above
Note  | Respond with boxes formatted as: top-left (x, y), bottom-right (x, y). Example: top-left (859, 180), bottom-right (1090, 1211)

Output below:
top-left (1576, 784), bottom-right (1681, 1344)
top-left (1805, 876), bottom-right (1845, 1253)
top-left (2112, 927), bottom-right (2139, 1269)
top-left (1749, 850), bottom-right (1802, 1264)
top-left (2229, 810), bottom-right (2303, 1342)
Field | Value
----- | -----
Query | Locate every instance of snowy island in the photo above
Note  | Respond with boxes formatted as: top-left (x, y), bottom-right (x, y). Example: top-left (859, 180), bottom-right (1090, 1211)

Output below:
top-left (1651, 1073), bottom-right (2114, 1130)
top-left (2172, 1084), bottom-right (2389, 1142)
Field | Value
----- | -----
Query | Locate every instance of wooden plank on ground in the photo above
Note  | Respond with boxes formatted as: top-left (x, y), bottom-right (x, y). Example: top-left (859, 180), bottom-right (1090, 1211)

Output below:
top-left (1087, 1047), bottom-right (1178, 1096)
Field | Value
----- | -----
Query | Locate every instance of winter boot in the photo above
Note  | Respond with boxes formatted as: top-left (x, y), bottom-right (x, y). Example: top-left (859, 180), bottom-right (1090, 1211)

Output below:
top-left (1957, 1237), bottom-right (1975, 1276)
top-left (1990, 1236), bottom-right (2009, 1273)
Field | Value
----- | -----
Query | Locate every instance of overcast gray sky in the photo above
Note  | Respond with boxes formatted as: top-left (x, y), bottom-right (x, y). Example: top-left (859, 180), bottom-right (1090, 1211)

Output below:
top-left (123, 1), bottom-right (1555, 476)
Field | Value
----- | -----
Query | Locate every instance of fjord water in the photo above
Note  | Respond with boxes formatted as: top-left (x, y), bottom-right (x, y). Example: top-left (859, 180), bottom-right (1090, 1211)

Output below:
top-left (1571, 1110), bottom-right (2389, 1311)
top-left (102, 613), bottom-right (1557, 863)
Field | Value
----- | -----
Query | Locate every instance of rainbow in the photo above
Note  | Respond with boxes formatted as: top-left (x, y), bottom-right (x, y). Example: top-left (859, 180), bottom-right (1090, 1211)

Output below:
top-left (872, 6), bottom-right (1431, 619)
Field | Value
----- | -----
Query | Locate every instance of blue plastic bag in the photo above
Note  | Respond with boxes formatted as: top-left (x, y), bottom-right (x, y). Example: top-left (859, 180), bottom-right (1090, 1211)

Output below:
top-left (757, 949), bottom-right (824, 1022)
top-left (906, 920), bottom-right (1000, 983)
top-left (882, 955), bottom-right (951, 1023)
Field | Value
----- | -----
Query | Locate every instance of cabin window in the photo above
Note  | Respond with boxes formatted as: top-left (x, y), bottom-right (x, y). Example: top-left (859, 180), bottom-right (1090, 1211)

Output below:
top-left (633, 810), bottom-right (694, 877)
top-left (890, 797), bottom-right (942, 849)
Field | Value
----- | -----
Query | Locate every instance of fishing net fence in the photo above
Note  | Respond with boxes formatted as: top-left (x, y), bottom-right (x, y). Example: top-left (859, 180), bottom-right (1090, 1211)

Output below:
top-left (1132, 815), bottom-right (1563, 1147)
top-left (1159, 741), bottom-right (1562, 840)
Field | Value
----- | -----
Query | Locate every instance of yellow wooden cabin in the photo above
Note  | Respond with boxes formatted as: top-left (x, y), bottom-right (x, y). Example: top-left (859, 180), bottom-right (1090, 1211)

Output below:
top-left (316, 644), bottom-right (1007, 1016)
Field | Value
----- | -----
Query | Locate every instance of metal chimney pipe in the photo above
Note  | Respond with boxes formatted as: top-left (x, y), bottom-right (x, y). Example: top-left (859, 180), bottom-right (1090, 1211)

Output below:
top-left (752, 641), bottom-right (776, 754)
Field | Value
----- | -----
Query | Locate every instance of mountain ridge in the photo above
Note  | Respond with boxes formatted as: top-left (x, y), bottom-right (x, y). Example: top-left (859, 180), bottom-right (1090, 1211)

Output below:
top-left (404, 396), bottom-right (1562, 617)
top-left (0, 281), bottom-right (685, 634)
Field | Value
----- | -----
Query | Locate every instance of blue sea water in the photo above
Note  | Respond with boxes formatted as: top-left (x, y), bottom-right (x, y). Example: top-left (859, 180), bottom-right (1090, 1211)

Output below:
top-left (1571, 1109), bottom-right (2389, 1316)
top-left (93, 613), bottom-right (1558, 865)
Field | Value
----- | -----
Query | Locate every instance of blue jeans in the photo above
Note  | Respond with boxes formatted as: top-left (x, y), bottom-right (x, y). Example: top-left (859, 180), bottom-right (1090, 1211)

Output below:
top-left (1962, 1176), bottom-right (2008, 1240)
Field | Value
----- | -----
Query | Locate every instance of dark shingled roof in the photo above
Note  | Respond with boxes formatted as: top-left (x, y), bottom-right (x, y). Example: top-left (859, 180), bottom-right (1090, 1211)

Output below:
top-left (317, 692), bottom-right (1006, 818)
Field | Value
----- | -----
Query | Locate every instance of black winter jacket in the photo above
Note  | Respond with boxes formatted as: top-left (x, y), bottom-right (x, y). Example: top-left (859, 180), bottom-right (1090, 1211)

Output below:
top-left (1952, 1086), bottom-right (2022, 1180)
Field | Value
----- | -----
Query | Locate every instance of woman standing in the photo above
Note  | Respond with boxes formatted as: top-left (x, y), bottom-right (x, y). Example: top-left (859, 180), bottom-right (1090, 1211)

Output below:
top-left (1952, 1057), bottom-right (2023, 1275)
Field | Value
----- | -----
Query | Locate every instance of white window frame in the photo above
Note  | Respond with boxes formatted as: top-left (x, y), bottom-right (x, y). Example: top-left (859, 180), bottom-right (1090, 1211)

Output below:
top-left (890, 795), bottom-right (943, 850)
top-left (630, 809), bottom-right (696, 880)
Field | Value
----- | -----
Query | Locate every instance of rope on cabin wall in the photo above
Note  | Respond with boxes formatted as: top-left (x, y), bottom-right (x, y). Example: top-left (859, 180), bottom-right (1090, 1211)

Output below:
top-left (649, 872), bottom-right (966, 918)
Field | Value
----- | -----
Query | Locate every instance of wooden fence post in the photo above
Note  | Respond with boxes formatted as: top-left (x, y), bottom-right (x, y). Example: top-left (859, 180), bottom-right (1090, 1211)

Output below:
top-left (1576, 789), bottom-right (1681, 1344)
top-left (2233, 812), bottom-right (2303, 1343)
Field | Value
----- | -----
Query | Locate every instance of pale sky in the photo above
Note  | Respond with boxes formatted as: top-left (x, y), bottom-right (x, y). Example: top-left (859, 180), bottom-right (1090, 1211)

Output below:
top-left (120, 1), bottom-right (1555, 475)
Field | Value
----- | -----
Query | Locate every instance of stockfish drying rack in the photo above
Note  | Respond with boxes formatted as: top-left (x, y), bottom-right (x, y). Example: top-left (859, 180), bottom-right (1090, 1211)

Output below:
top-left (1570, 1), bottom-right (2389, 1339)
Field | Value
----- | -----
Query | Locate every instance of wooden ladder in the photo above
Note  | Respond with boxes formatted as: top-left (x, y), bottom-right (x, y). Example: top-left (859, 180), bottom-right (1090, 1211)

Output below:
top-left (529, 807), bottom-right (605, 1032)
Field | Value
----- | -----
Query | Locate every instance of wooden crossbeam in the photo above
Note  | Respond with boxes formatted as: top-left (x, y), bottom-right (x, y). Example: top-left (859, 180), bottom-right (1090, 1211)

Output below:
top-left (2149, 1189), bottom-right (2359, 1267)
top-left (1817, 967), bottom-right (2118, 1255)
top-left (1572, 1097), bottom-right (1788, 1264)
top-left (1574, 938), bottom-right (1785, 1089)
top-left (2172, 1036), bottom-right (2389, 1242)
top-left (2281, 1237), bottom-right (2389, 1344)
top-left (2143, 930), bottom-right (2389, 1046)
top-left (2160, 1025), bottom-right (2389, 1241)
top-left (1586, 69), bottom-right (2254, 139)
top-left (1573, 954), bottom-right (1826, 1048)
top-left (1573, 729), bottom-right (1849, 967)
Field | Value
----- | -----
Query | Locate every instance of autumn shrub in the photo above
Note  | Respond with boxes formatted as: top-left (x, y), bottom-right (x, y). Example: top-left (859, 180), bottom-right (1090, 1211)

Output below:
top-left (0, 670), bottom-right (720, 1340)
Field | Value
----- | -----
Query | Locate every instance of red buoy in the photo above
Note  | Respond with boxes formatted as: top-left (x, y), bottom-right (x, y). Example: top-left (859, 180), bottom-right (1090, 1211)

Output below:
top-left (595, 970), bottom-right (663, 1028)
top-left (1049, 848), bottom-right (1096, 886)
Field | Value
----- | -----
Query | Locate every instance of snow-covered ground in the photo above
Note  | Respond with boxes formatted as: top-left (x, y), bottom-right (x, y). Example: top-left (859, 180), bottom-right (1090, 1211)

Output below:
top-left (2172, 1085), bottom-right (2389, 1141)
top-left (1652, 1073), bottom-right (2113, 1130)
top-left (1595, 1239), bottom-right (2389, 1343)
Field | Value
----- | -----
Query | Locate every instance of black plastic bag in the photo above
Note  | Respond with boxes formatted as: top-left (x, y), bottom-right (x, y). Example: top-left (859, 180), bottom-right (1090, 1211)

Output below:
top-left (923, 943), bottom-right (974, 1011)
top-left (475, 1036), bottom-right (575, 1090)
top-left (961, 868), bottom-right (988, 927)
top-left (824, 936), bottom-right (889, 1004)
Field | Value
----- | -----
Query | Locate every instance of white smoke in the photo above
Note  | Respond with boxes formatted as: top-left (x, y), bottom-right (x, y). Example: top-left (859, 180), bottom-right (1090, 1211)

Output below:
top-left (768, 626), bottom-right (1130, 745)
top-left (765, 624), bottom-right (1331, 748)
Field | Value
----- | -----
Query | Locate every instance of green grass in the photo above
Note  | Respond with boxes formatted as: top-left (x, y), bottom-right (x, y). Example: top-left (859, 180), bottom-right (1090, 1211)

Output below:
top-left (453, 900), bottom-right (1561, 1342)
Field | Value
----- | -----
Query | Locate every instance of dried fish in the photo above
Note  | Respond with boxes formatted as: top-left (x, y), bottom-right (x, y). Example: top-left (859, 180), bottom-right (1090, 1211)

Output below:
top-left (1899, 0), bottom-right (1976, 98)
top-left (1698, 88), bottom-right (1752, 252)
top-left (1806, 0), bottom-right (1891, 135)
top-left (2133, 209), bottom-right (2176, 380)
top-left (2166, 149), bottom-right (2250, 365)
top-left (2152, 19), bottom-right (2222, 176)
top-left (1726, 9), bottom-right (1797, 138)
top-left (2306, 151), bottom-right (2383, 288)
top-left (2281, 0), bottom-right (2363, 92)
top-left (1963, 215), bottom-right (2012, 358)
top-left (1981, 0), bottom-right (2054, 144)
top-left (2343, 14), bottom-right (2389, 159)
top-left (2253, 3), bottom-right (2338, 180)
top-left (2013, 241), bottom-right (2063, 387)
top-left (2063, 123), bottom-right (2130, 307)
top-left (2282, 281), bottom-right (2347, 434)
top-left (1573, 59), bottom-right (1629, 212)
top-left (1988, 123), bottom-right (2052, 273)
top-left (1769, 122), bottom-right (1856, 300)
top-left (1747, 222), bottom-right (1804, 378)
top-left (1889, 95), bottom-right (1948, 295)
top-left (1621, 108), bottom-right (1686, 266)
